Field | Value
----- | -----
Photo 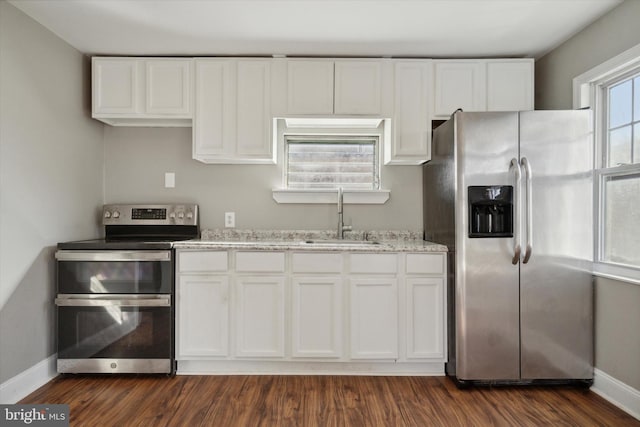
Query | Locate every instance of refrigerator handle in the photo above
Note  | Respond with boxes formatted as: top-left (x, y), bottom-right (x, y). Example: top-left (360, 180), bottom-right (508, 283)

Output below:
top-left (510, 158), bottom-right (522, 265)
top-left (521, 157), bottom-right (533, 263)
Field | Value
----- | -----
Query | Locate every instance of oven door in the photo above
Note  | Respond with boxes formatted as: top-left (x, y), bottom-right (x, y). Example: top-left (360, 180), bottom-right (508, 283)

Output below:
top-left (55, 294), bottom-right (172, 373)
top-left (56, 250), bottom-right (172, 294)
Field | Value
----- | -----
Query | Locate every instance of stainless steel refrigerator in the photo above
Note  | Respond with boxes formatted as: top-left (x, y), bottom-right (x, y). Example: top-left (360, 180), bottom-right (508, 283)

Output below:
top-left (423, 110), bottom-right (594, 386)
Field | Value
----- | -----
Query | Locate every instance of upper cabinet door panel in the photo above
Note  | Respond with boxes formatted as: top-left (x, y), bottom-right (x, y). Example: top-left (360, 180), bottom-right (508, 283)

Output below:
top-left (193, 59), bottom-right (234, 157)
top-left (486, 60), bottom-right (534, 112)
top-left (334, 61), bottom-right (382, 115)
top-left (236, 60), bottom-right (272, 157)
top-left (146, 59), bottom-right (192, 115)
top-left (93, 58), bottom-right (138, 114)
top-left (434, 61), bottom-right (485, 116)
top-left (389, 61), bottom-right (433, 164)
top-left (287, 60), bottom-right (334, 114)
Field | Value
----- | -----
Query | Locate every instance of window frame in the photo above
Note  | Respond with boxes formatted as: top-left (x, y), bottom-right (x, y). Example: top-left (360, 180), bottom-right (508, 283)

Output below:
top-left (271, 118), bottom-right (391, 205)
top-left (574, 44), bottom-right (640, 285)
top-left (284, 135), bottom-right (380, 190)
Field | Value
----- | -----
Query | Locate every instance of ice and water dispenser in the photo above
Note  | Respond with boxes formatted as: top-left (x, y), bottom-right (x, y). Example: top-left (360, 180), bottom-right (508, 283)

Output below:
top-left (468, 186), bottom-right (513, 238)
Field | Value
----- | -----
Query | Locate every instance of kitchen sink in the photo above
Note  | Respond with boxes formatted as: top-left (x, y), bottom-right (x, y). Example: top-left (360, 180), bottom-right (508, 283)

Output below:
top-left (301, 239), bottom-right (381, 246)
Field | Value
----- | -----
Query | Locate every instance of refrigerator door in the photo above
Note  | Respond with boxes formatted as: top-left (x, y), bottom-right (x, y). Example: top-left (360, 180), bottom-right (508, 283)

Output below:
top-left (455, 112), bottom-right (521, 380)
top-left (519, 110), bottom-right (594, 380)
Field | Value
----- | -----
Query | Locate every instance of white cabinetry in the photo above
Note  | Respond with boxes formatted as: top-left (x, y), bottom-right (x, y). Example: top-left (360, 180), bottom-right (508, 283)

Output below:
top-left (235, 276), bottom-right (285, 358)
top-left (387, 60), bottom-right (433, 165)
top-left (175, 248), bottom-right (447, 373)
top-left (349, 254), bottom-right (398, 359)
top-left (193, 59), bottom-right (275, 164)
top-left (433, 59), bottom-right (534, 118)
top-left (176, 251), bottom-right (229, 358)
top-left (350, 277), bottom-right (398, 359)
top-left (486, 60), bottom-right (534, 112)
top-left (92, 57), bottom-right (192, 126)
top-left (235, 251), bottom-right (286, 358)
top-left (285, 59), bottom-right (386, 116)
top-left (404, 253), bottom-right (446, 360)
top-left (291, 253), bottom-right (344, 358)
top-left (287, 60), bottom-right (335, 114)
top-left (434, 60), bottom-right (485, 117)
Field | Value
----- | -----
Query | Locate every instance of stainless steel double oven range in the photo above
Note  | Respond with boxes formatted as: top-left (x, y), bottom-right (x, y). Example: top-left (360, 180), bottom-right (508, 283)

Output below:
top-left (55, 204), bottom-right (198, 374)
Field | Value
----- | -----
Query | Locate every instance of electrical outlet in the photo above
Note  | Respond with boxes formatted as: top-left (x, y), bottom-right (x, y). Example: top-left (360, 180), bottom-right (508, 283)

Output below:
top-left (224, 212), bottom-right (235, 228)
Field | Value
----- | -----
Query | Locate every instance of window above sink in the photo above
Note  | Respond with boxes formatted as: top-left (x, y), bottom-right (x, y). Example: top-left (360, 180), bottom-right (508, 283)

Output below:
top-left (272, 118), bottom-right (391, 204)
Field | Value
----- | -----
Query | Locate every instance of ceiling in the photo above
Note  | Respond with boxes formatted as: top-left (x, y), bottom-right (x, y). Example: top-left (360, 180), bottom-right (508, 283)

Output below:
top-left (9, 0), bottom-right (623, 59)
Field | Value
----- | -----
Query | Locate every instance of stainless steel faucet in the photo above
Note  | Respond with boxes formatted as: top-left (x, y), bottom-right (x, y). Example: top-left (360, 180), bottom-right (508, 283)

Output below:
top-left (337, 187), bottom-right (352, 239)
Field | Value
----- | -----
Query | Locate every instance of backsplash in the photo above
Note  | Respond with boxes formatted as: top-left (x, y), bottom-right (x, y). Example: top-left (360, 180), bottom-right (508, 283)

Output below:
top-left (200, 229), bottom-right (424, 242)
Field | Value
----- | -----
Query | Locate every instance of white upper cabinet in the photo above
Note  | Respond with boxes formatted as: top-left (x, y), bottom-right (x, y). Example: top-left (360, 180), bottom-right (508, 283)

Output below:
top-left (433, 59), bottom-right (534, 118)
top-left (92, 57), bottom-right (192, 126)
top-left (387, 60), bottom-right (433, 165)
top-left (287, 60), bottom-right (335, 114)
top-left (145, 60), bottom-right (192, 115)
top-left (486, 59), bottom-right (534, 112)
top-left (284, 59), bottom-right (386, 116)
top-left (192, 58), bottom-right (275, 164)
top-left (434, 60), bottom-right (485, 117)
top-left (334, 61), bottom-right (382, 115)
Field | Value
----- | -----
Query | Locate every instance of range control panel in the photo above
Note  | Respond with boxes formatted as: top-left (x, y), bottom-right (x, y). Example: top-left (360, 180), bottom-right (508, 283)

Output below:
top-left (103, 204), bottom-right (198, 226)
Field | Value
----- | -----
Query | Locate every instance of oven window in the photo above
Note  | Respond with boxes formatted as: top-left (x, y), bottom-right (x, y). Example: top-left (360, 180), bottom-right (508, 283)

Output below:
top-left (57, 305), bottom-right (171, 359)
top-left (57, 260), bottom-right (172, 294)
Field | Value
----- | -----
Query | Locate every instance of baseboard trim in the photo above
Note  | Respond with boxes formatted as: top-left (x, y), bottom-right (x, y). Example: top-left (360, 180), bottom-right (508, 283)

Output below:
top-left (592, 368), bottom-right (640, 421)
top-left (0, 355), bottom-right (57, 404)
top-left (177, 360), bottom-right (445, 376)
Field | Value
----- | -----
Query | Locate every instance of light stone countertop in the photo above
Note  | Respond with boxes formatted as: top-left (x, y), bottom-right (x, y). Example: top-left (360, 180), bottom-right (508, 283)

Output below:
top-left (172, 229), bottom-right (448, 253)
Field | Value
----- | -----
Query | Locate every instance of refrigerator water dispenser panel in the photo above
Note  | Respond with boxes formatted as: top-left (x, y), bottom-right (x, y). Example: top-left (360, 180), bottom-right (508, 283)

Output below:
top-left (468, 186), bottom-right (513, 238)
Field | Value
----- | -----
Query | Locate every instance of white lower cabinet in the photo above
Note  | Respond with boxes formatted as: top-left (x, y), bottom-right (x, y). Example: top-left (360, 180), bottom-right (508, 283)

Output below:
top-left (291, 277), bottom-right (343, 358)
top-left (177, 274), bottom-right (229, 358)
top-left (175, 249), bottom-right (446, 372)
top-left (235, 276), bottom-right (285, 358)
top-left (405, 277), bottom-right (445, 359)
top-left (350, 278), bottom-right (398, 359)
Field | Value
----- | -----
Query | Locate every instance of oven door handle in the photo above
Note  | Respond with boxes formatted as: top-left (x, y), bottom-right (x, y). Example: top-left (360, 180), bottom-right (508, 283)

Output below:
top-left (55, 250), bottom-right (171, 262)
top-left (55, 296), bottom-right (171, 307)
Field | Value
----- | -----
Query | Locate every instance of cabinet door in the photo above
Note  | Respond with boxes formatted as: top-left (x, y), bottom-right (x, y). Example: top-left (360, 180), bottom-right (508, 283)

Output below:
top-left (236, 277), bottom-right (285, 358)
top-left (405, 277), bottom-right (444, 359)
top-left (434, 61), bottom-right (485, 116)
top-left (177, 275), bottom-right (229, 358)
top-left (193, 59), bottom-right (235, 158)
top-left (334, 61), bottom-right (382, 115)
top-left (287, 60), bottom-right (334, 114)
top-left (350, 278), bottom-right (398, 359)
top-left (92, 58), bottom-right (139, 114)
top-left (388, 61), bottom-right (433, 165)
top-left (146, 59), bottom-right (192, 115)
top-left (486, 60), bottom-right (534, 112)
top-left (236, 60), bottom-right (273, 160)
top-left (292, 277), bottom-right (342, 358)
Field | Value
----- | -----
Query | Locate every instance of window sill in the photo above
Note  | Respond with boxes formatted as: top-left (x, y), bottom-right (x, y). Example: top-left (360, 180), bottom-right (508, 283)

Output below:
top-left (272, 189), bottom-right (390, 204)
top-left (593, 262), bottom-right (640, 286)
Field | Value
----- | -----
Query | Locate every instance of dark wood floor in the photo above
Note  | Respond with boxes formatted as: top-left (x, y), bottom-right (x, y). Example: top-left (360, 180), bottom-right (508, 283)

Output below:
top-left (20, 375), bottom-right (639, 426)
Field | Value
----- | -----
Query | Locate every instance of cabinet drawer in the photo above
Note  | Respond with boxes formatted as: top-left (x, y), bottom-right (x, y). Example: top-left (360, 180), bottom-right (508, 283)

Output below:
top-left (179, 251), bottom-right (228, 273)
top-left (405, 253), bottom-right (445, 275)
top-left (292, 253), bottom-right (343, 274)
top-left (349, 254), bottom-right (397, 274)
top-left (236, 251), bottom-right (285, 273)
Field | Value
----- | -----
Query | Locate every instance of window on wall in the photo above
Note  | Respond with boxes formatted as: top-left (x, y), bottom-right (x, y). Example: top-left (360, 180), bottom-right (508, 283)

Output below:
top-left (285, 136), bottom-right (379, 190)
top-left (271, 117), bottom-right (391, 205)
top-left (597, 70), bottom-right (640, 275)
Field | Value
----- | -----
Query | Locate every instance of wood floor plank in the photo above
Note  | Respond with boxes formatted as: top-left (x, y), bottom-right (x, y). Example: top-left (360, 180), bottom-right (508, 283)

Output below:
top-left (19, 375), bottom-right (639, 426)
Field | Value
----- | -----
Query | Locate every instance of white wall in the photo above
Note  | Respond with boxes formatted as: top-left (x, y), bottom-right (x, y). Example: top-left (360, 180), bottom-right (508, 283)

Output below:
top-left (103, 126), bottom-right (424, 232)
top-left (536, 0), bottom-right (640, 392)
top-left (0, 1), bottom-right (104, 385)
